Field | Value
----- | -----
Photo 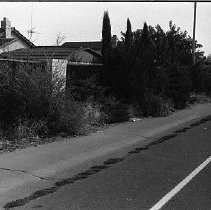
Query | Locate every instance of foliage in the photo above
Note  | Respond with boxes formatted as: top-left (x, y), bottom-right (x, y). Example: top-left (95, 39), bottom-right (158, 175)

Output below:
top-left (68, 73), bottom-right (107, 101)
top-left (102, 11), bottom-right (112, 61)
top-left (191, 63), bottom-right (207, 93)
top-left (125, 18), bottom-right (133, 48)
top-left (188, 93), bottom-right (211, 105)
top-left (204, 64), bottom-right (211, 95)
top-left (0, 62), bottom-right (51, 125)
top-left (47, 99), bottom-right (107, 136)
top-left (100, 96), bottom-right (130, 123)
top-left (191, 61), bottom-right (211, 95)
top-left (0, 14), bottom-right (210, 148)
top-left (139, 93), bottom-right (173, 117)
top-left (55, 100), bottom-right (88, 135)
top-left (14, 120), bottom-right (48, 140)
top-left (102, 18), bottom-right (206, 112)
top-left (165, 63), bottom-right (192, 109)
top-left (83, 99), bottom-right (106, 126)
top-left (0, 119), bottom-right (48, 143)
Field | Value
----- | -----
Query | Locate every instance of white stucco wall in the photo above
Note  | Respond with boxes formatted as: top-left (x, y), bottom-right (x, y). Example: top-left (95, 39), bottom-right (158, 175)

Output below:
top-left (52, 59), bottom-right (68, 77)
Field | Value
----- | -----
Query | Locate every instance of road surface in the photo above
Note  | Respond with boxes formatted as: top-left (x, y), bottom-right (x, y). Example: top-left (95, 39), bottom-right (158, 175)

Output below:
top-left (4, 118), bottom-right (211, 210)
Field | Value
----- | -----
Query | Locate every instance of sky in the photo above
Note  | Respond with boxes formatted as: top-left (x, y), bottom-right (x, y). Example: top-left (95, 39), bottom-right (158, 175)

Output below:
top-left (0, 2), bottom-right (211, 55)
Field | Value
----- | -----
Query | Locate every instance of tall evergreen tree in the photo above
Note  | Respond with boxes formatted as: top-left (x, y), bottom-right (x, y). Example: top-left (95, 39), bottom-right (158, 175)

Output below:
top-left (102, 11), bottom-right (112, 61)
top-left (141, 22), bottom-right (150, 49)
top-left (125, 18), bottom-right (133, 48)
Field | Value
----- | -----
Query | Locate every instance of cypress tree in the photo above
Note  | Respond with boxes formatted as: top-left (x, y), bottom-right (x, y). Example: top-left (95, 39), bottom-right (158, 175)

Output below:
top-left (125, 18), bottom-right (133, 48)
top-left (141, 22), bottom-right (150, 48)
top-left (102, 11), bottom-right (112, 61)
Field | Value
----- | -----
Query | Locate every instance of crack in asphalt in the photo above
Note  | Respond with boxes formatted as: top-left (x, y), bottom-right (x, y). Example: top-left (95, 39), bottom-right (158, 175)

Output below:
top-left (0, 167), bottom-right (62, 181)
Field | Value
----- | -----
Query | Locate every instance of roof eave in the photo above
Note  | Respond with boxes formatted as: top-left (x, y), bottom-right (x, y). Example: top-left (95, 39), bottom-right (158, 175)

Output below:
top-left (11, 27), bottom-right (35, 48)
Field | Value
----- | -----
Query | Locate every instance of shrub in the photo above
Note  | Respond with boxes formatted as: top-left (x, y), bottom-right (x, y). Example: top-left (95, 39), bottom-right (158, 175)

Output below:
top-left (15, 121), bottom-right (37, 140)
top-left (127, 103), bottom-right (143, 119)
top-left (139, 93), bottom-right (173, 117)
top-left (205, 74), bottom-right (211, 95)
top-left (99, 96), bottom-right (131, 123)
top-left (108, 103), bottom-right (131, 123)
top-left (0, 119), bottom-right (48, 144)
top-left (47, 97), bottom-right (109, 136)
top-left (165, 63), bottom-right (192, 109)
top-left (204, 65), bottom-right (211, 95)
top-left (191, 63), bottom-right (207, 93)
top-left (0, 62), bottom-right (51, 126)
top-left (188, 93), bottom-right (211, 104)
top-left (47, 100), bottom-right (86, 136)
top-left (83, 99), bottom-right (106, 126)
top-left (60, 101), bottom-right (88, 135)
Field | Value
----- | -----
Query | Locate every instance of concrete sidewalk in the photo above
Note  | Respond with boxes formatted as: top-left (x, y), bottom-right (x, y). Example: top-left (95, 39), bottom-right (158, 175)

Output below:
top-left (0, 103), bottom-right (211, 205)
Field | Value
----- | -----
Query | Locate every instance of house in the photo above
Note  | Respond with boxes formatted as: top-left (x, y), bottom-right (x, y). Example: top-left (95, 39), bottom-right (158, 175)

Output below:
top-left (0, 17), bottom-right (35, 54)
top-left (0, 19), bottom-right (120, 97)
top-left (0, 45), bottom-right (104, 100)
top-left (0, 45), bottom-right (102, 65)
top-left (61, 41), bottom-right (102, 55)
top-left (0, 45), bottom-right (103, 78)
top-left (61, 34), bottom-right (119, 54)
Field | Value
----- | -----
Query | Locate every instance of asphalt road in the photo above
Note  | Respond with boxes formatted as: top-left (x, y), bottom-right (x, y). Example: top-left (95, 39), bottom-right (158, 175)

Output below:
top-left (7, 118), bottom-right (211, 210)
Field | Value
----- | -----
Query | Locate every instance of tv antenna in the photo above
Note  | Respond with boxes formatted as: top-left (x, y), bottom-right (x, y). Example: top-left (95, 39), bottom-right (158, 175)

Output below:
top-left (27, 3), bottom-right (41, 43)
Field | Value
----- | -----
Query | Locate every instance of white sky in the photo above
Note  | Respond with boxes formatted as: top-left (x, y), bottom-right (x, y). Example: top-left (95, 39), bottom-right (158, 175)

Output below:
top-left (0, 2), bottom-right (211, 55)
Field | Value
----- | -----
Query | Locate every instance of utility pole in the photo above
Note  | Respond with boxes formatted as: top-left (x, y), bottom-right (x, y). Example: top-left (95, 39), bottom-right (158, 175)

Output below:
top-left (192, 2), bottom-right (197, 66)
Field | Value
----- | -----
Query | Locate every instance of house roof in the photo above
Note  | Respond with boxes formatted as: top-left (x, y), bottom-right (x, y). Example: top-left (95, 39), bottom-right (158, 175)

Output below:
top-left (84, 48), bottom-right (101, 57)
top-left (0, 27), bottom-right (35, 48)
top-left (0, 46), bottom-right (102, 62)
top-left (61, 41), bottom-right (102, 51)
top-left (0, 46), bottom-right (75, 60)
top-left (11, 27), bottom-right (35, 48)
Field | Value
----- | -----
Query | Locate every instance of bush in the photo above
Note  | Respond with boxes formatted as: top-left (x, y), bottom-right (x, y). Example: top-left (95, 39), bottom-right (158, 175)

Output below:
top-left (83, 99), bottom-right (106, 126)
top-left (191, 63), bottom-right (207, 93)
top-left (204, 65), bottom-right (211, 95)
top-left (0, 119), bottom-right (48, 143)
top-left (60, 101), bottom-right (88, 135)
top-left (205, 74), bottom-right (211, 95)
top-left (0, 62), bottom-right (51, 126)
top-left (15, 121), bottom-right (37, 140)
top-left (139, 93), bottom-right (173, 117)
top-left (188, 93), bottom-right (211, 104)
top-left (127, 103), bottom-right (143, 119)
top-left (47, 100), bottom-right (86, 136)
top-left (47, 99), bottom-right (108, 136)
top-left (100, 96), bottom-right (131, 123)
top-left (165, 63), bottom-right (192, 109)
